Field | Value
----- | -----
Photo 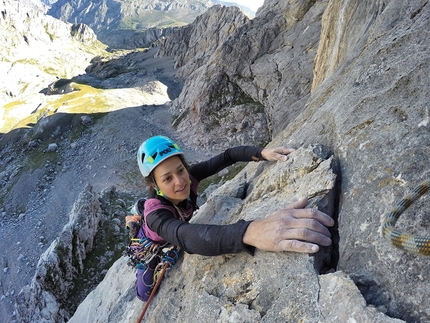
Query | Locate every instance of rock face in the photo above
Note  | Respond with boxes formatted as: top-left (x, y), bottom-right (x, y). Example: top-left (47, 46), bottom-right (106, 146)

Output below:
top-left (1, 0), bottom-right (430, 322)
top-left (44, 0), bottom-right (256, 48)
top-left (158, 2), bottom-right (325, 150)
top-left (69, 146), bottom-right (339, 323)
top-left (68, 146), bottom-right (402, 323)
top-left (318, 271), bottom-right (404, 323)
top-left (92, 26), bottom-right (177, 50)
top-left (13, 185), bottom-right (136, 323)
top-left (295, 1), bottom-right (430, 321)
top-left (139, 0), bottom-right (430, 321)
top-left (14, 185), bottom-right (102, 323)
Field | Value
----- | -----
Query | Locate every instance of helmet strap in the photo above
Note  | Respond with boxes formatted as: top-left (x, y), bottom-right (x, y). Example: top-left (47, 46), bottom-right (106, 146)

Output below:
top-left (151, 177), bottom-right (165, 198)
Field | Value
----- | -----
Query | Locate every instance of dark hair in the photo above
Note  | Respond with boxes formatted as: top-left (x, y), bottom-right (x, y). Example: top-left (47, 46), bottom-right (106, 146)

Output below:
top-left (144, 155), bottom-right (190, 198)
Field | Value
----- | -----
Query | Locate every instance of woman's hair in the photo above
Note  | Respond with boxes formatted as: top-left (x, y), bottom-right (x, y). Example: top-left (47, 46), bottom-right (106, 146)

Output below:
top-left (144, 155), bottom-right (190, 198)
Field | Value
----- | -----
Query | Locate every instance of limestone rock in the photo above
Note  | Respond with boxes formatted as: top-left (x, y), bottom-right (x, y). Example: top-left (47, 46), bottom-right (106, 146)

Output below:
top-left (95, 27), bottom-right (177, 50)
top-left (319, 271), bottom-right (405, 323)
top-left (2, 0), bottom-right (430, 322)
top-left (70, 23), bottom-right (98, 43)
top-left (156, 2), bottom-right (326, 151)
top-left (150, 1), bottom-right (430, 321)
top-left (70, 145), bottom-right (338, 323)
top-left (283, 1), bottom-right (430, 321)
top-left (68, 256), bottom-right (138, 323)
top-left (155, 5), bottom-right (250, 74)
top-left (46, 143), bottom-right (58, 152)
top-left (14, 184), bottom-right (102, 323)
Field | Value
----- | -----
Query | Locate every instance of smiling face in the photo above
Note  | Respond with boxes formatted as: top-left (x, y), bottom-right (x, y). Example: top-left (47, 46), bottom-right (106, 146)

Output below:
top-left (152, 156), bottom-right (190, 205)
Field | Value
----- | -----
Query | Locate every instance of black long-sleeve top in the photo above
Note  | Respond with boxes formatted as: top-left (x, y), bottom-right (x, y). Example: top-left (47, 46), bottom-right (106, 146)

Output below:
top-left (145, 146), bottom-right (265, 256)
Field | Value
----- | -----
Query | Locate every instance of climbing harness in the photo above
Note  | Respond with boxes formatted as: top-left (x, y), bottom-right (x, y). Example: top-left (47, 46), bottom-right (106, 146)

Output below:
top-left (124, 236), bottom-right (180, 322)
top-left (124, 237), bottom-right (180, 275)
top-left (381, 179), bottom-right (430, 256)
top-left (125, 195), bottom-right (194, 320)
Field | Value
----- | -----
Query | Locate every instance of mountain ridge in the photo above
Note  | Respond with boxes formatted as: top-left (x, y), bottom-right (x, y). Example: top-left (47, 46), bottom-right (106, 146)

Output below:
top-left (45, 0), bottom-right (256, 48)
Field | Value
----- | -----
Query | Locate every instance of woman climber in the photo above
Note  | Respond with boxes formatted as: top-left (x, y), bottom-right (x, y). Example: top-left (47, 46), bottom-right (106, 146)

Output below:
top-left (133, 135), bottom-right (334, 301)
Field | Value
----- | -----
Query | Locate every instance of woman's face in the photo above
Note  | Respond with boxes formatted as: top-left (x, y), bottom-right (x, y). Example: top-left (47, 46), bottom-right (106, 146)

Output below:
top-left (152, 156), bottom-right (190, 205)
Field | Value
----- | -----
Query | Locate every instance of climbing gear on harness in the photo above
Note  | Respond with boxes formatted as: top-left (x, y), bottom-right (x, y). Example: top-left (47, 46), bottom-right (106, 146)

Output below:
top-left (124, 231), bottom-right (180, 307)
top-left (128, 242), bottom-right (180, 322)
top-left (124, 197), bottom-right (180, 302)
top-left (124, 196), bottom-right (190, 317)
top-left (137, 135), bottom-right (183, 177)
top-left (125, 238), bottom-right (179, 270)
top-left (381, 179), bottom-right (430, 256)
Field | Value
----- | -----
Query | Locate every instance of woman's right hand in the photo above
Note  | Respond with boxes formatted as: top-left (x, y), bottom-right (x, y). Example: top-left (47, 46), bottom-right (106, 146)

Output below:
top-left (242, 197), bottom-right (334, 253)
top-left (261, 146), bottom-right (295, 162)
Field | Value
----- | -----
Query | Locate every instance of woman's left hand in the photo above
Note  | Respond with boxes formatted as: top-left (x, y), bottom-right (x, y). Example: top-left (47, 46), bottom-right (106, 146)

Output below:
top-left (242, 197), bottom-right (334, 253)
top-left (261, 146), bottom-right (295, 162)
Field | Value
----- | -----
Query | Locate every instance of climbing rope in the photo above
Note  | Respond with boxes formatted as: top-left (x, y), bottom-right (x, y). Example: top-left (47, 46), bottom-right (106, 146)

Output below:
top-left (381, 179), bottom-right (430, 256)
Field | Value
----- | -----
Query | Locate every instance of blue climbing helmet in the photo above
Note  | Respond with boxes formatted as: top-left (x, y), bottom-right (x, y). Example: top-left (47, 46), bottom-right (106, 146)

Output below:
top-left (137, 136), bottom-right (184, 177)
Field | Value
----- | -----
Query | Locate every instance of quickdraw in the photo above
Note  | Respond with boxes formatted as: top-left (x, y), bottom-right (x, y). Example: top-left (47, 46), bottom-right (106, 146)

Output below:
top-left (124, 237), bottom-right (180, 279)
top-left (126, 238), bottom-right (165, 269)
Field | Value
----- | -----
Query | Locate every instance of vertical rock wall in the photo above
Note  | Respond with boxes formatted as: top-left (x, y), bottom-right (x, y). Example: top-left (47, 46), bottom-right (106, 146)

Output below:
top-left (284, 0), bottom-right (430, 321)
top-left (153, 0), bottom-right (430, 321)
top-left (14, 185), bottom-right (102, 323)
